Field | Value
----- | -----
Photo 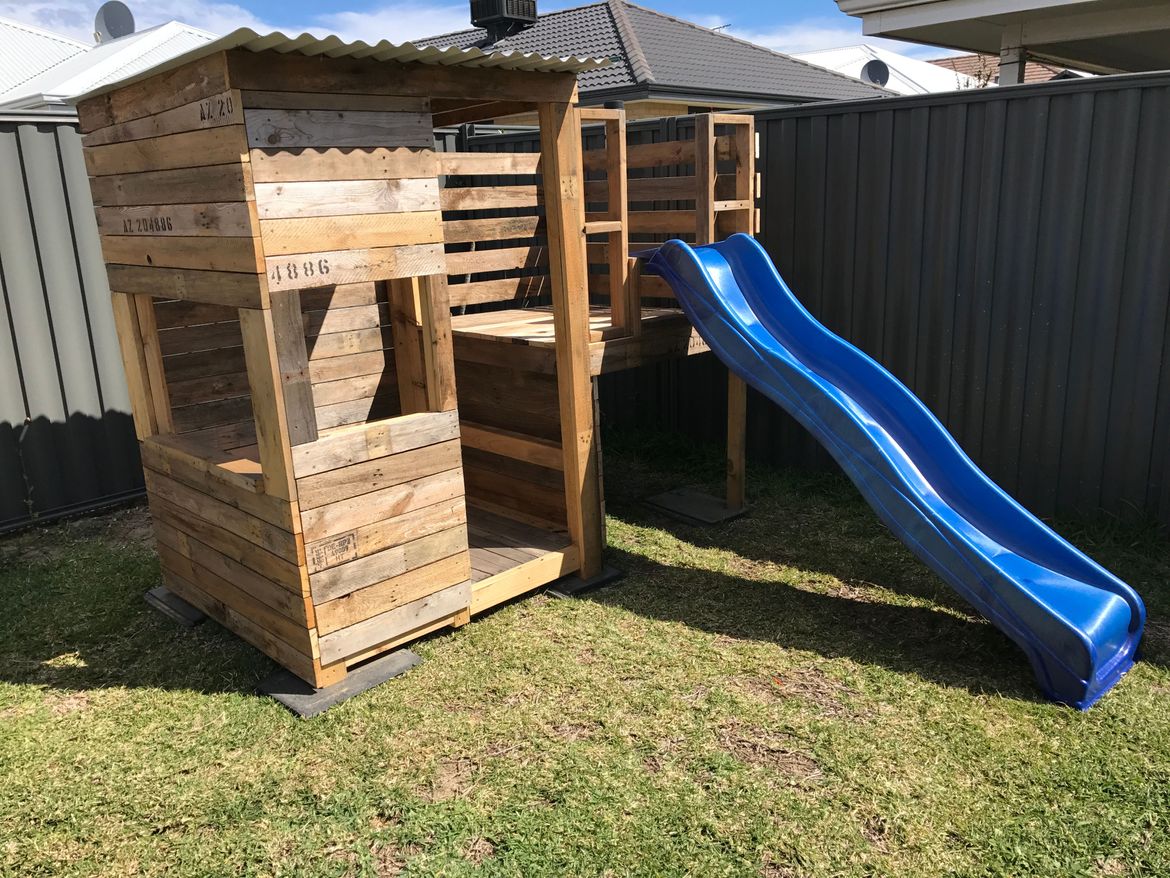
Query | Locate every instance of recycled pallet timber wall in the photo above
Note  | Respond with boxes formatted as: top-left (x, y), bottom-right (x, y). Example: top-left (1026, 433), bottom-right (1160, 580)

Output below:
top-left (80, 44), bottom-right (590, 688)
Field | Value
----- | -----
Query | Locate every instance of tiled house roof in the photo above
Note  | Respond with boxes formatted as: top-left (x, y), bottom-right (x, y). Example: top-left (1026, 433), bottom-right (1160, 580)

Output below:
top-left (419, 0), bottom-right (891, 105)
top-left (929, 53), bottom-right (1082, 85)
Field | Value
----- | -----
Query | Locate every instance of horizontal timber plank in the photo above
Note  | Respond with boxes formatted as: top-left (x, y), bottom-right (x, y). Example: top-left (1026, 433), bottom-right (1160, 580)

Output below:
top-left (305, 496), bottom-right (467, 574)
top-left (437, 152), bottom-right (541, 176)
top-left (315, 555), bottom-right (469, 636)
top-left (84, 126), bottom-right (249, 177)
top-left (240, 91), bottom-right (428, 112)
top-left (158, 320), bottom-right (244, 357)
top-left (249, 146), bottom-right (437, 183)
top-left (76, 52), bottom-right (230, 132)
top-left (460, 422), bottom-right (563, 471)
top-left (225, 49), bottom-right (578, 104)
top-left (172, 396), bottom-right (254, 435)
top-left (97, 202), bottom-right (254, 238)
top-left (471, 546), bottom-right (577, 614)
top-left (144, 468), bottom-right (300, 562)
top-left (83, 90), bottom-right (242, 147)
top-left (293, 410), bottom-right (460, 477)
top-left (166, 370), bottom-right (251, 407)
top-left (154, 519), bottom-right (310, 624)
top-left (266, 243), bottom-right (443, 292)
top-left (108, 265), bottom-right (264, 308)
top-left (150, 495), bottom-right (303, 593)
top-left (309, 525), bottom-right (468, 604)
top-left (450, 333), bottom-right (557, 374)
top-left (296, 438), bottom-right (463, 510)
top-left (254, 178), bottom-right (439, 219)
top-left (156, 541), bottom-right (314, 654)
top-left (627, 210), bottom-right (697, 235)
top-left (316, 579), bottom-right (471, 665)
top-left (101, 235), bottom-right (262, 274)
top-left (303, 302), bottom-right (387, 337)
top-left (244, 109), bottom-right (431, 149)
top-left (442, 215), bottom-right (544, 244)
top-left (445, 245), bottom-right (546, 276)
top-left (89, 163), bottom-right (252, 207)
top-left (309, 350), bottom-right (391, 384)
top-left (315, 395), bottom-right (399, 432)
top-left (259, 211), bottom-right (443, 256)
top-left (299, 467), bottom-right (465, 543)
top-left (447, 275), bottom-right (551, 307)
top-left (440, 186), bottom-right (540, 211)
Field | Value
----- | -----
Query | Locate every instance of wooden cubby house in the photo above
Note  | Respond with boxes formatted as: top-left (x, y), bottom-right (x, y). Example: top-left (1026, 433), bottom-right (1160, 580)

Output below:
top-left (76, 30), bottom-right (756, 689)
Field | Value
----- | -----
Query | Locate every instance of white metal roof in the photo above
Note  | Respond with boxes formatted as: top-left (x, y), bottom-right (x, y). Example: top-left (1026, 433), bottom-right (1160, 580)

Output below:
top-left (794, 45), bottom-right (983, 95)
top-left (71, 27), bottom-right (611, 104)
top-left (0, 16), bottom-right (89, 101)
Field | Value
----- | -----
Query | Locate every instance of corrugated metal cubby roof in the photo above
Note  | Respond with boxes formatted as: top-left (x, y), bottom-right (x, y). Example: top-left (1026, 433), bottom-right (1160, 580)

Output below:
top-left (73, 27), bottom-right (610, 103)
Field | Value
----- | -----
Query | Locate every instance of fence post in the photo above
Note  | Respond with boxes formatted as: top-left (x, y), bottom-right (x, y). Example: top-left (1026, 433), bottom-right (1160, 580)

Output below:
top-left (696, 114), bottom-right (748, 514)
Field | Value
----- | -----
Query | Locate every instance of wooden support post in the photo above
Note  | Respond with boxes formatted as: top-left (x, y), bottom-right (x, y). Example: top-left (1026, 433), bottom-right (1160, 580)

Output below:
top-left (388, 277), bottom-right (431, 414)
top-left (539, 100), bottom-right (604, 580)
top-left (696, 114), bottom-right (747, 514)
top-left (239, 306), bottom-right (297, 501)
top-left (268, 290), bottom-right (318, 447)
top-left (110, 291), bottom-right (170, 438)
top-left (419, 274), bottom-right (458, 413)
top-left (604, 113), bottom-right (632, 334)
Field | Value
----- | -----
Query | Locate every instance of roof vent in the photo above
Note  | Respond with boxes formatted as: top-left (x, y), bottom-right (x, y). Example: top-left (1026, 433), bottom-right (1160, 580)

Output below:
top-left (94, 1), bottom-right (135, 43)
top-left (471, 0), bottom-right (537, 43)
top-left (860, 59), bottom-right (890, 87)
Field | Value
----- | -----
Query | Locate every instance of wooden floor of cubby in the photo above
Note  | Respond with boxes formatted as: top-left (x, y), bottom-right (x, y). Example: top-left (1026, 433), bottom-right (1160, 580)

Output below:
top-left (465, 506), bottom-right (577, 614)
top-left (451, 306), bottom-right (710, 375)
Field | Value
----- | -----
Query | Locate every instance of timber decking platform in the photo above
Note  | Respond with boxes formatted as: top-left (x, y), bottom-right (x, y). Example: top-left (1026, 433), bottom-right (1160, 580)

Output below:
top-left (466, 506), bottom-right (576, 612)
top-left (451, 306), bottom-right (709, 375)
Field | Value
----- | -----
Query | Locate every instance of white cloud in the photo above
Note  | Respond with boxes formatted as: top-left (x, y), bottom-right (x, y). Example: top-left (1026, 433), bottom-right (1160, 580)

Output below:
top-left (722, 17), bottom-right (955, 61)
top-left (0, 0), bottom-right (473, 44)
top-left (316, 4), bottom-right (473, 42)
top-left (0, 0), bottom-right (274, 41)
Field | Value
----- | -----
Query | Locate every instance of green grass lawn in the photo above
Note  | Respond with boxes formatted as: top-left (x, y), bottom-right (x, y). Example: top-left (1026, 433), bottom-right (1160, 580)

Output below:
top-left (2, 432), bottom-right (1169, 877)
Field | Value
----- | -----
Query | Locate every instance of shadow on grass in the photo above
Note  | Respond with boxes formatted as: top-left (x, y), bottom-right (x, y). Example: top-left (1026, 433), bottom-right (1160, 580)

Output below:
top-left (0, 507), bottom-right (275, 696)
top-left (588, 543), bottom-right (1046, 704)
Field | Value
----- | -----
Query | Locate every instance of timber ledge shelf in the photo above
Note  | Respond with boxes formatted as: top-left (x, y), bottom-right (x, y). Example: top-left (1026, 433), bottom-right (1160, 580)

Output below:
top-left (78, 31), bottom-right (756, 689)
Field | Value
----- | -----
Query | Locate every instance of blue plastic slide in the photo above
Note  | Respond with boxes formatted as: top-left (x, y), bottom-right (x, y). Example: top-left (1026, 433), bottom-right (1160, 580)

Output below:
top-left (643, 234), bottom-right (1145, 708)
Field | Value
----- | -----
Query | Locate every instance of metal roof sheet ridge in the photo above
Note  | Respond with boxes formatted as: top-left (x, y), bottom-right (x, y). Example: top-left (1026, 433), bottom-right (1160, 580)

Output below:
top-left (71, 26), bottom-right (610, 104)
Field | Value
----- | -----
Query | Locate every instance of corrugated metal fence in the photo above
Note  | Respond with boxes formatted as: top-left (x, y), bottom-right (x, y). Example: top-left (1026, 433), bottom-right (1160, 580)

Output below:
top-left (0, 114), bottom-right (141, 533)
top-left (754, 71), bottom-right (1170, 526)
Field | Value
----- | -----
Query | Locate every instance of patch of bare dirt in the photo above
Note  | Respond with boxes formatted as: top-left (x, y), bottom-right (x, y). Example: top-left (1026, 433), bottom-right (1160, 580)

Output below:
top-left (827, 579), bottom-right (885, 603)
top-left (1095, 858), bottom-right (1128, 877)
top-left (716, 721), bottom-right (822, 782)
top-left (370, 840), bottom-right (422, 877)
top-left (736, 668), bottom-right (866, 719)
top-left (550, 720), bottom-right (599, 742)
top-left (47, 692), bottom-right (91, 715)
top-left (464, 837), bottom-right (495, 866)
top-left (421, 758), bottom-right (476, 803)
top-left (860, 814), bottom-right (890, 852)
top-left (2, 504), bottom-right (152, 564)
top-left (760, 854), bottom-right (799, 878)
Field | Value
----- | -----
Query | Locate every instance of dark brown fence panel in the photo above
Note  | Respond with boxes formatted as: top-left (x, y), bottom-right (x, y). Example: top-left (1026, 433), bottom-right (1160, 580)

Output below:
top-left (754, 73), bottom-right (1170, 526)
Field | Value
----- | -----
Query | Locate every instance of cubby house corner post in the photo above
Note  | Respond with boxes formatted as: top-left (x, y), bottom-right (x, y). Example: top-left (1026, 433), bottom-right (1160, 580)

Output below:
top-left (109, 292), bottom-right (172, 439)
top-left (695, 113), bottom-right (748, 514)
top-left (539, 100), bottom-right (605, 580)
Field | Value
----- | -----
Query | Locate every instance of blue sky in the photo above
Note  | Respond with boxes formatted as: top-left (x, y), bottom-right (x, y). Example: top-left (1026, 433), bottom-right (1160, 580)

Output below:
top-left (0, 0), bottom-right (943, 58)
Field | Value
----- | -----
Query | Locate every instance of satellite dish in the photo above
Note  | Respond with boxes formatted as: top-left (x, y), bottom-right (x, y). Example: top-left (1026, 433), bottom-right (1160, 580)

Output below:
top-left (94, 1), bottom-right (135, 43)
top-left (860, 59), bottom-right (890, 87)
